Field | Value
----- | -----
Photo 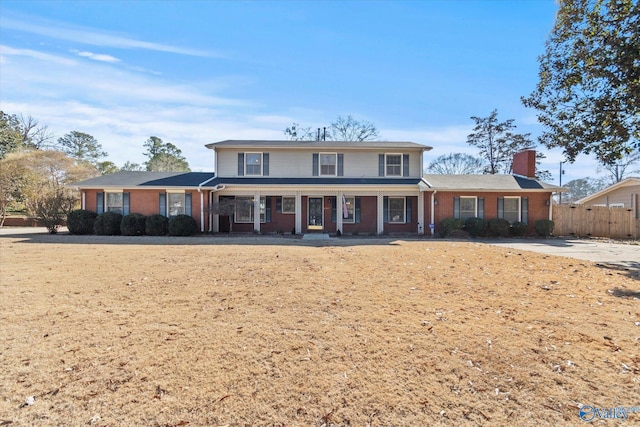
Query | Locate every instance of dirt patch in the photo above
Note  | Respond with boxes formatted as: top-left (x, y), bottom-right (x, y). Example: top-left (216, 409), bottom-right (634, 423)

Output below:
top-left (1, 234), bottom-right (639, 426)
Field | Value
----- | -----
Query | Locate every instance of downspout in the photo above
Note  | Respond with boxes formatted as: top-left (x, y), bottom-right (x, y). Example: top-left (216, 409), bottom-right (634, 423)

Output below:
top-left (197, 174), bottom-right (220, 233)
top-left (430, 190), bottom-right (437, 236)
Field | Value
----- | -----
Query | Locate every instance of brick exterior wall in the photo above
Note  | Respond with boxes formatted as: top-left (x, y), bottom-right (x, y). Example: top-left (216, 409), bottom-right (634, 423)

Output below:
top-left (426, 191), bottom-right (551, 235)
top-left (82, 189), bottom-right (206, 231)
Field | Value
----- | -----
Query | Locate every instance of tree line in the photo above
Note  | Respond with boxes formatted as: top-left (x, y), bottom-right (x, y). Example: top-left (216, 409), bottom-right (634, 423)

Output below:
top-left (0, 111), bottom-right (190, 229)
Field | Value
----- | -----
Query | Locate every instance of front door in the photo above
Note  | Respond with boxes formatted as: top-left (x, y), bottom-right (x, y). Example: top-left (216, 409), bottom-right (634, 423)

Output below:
top-left (308, 197), bottom-right (323, 231)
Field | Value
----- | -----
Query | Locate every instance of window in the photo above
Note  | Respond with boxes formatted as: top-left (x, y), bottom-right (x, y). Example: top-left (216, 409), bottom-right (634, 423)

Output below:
top-left (386, 154), bottom-right (402, 176)
top-left (106, 192), bottom-right (123, 214)
top-left (282, 196), bottom-right (295, 214)
top-left (245, 153), bottom-right (262, 175)
top-left (168, 193), bottom-right (185, 216)
top-left (459, 197), bottom-right (477, 220)
top-left (503, 197), bottom-right (520, 223)
top-left (342, 196), bottom-right (355, 223)
top-left (388, 197), bottom-right (405, 223)
top-left (320, 153), bottom-right (337, 176)
top-left (234, 196), bottom-right (266, 223)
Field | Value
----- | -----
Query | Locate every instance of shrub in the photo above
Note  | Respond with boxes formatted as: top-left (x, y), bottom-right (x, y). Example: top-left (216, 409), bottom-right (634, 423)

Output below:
top-left (121, 213), bottom-right (147, 236)
top-left (145, 214), bottom-right (169, 236)
top-left (439, 217), bottom-right (464, 237)
top-left (511, 221), bottom-right (528, 237)
top-left (168, 214), bottom-right (198, 236)
top-left (487, 218), bottom-right (511, 237)
top-left (535, 219), bottom-right (555, 237)
top-left (67, 209), bottom-right (97, 235)
top-left (464, 217), bottom-right (486, 238)
top-left (94, 211), bottom-right (123, 235)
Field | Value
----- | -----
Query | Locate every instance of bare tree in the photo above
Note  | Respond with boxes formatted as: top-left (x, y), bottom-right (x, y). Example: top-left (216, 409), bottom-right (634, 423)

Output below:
top-left (596, 151), bottom-right (640, 185)
top-left (18, 114), bottom-right (54, 149)
top-left (283, 115), bottom-right (379, 142)
top-left (425, 153), bottom-right (485, 174)
top-left (328, 115), bottom-right (378, 141)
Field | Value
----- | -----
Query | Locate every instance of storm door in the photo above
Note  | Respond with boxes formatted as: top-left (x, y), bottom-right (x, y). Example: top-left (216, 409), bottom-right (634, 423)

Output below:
top-left (308, 197), bottom-right (324, 230)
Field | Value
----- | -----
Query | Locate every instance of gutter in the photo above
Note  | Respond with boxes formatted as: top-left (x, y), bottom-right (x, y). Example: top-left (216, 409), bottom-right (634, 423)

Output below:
top-left (197, 174), bottom-right (224, 233)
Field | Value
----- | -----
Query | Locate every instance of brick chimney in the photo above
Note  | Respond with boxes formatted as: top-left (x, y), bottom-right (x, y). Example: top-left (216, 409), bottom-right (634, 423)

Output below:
top-left (512, 150), bottom-right (536, 179)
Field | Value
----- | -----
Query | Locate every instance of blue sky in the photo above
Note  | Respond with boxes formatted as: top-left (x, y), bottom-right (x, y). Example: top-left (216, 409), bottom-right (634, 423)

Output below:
top-left (0, 0), bottom-right (597, 182)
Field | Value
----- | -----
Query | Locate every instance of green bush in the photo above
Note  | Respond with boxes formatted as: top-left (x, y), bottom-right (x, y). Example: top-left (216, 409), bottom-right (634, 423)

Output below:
top-left (511, 221), bottom-right (528, 237)
top-left (67, 209), bottom-right (97, 235)
top-left (464, 217), bottom-right (486, 238)
top-left (535, 219), bottom-right (555, 237)
top-left (168, 214), bottom-right (198, 236)
top-left (439, 217), bottom-right (464, 237)
top-left (93, 211), bottom-right (123, 235)
top-left (145, 214), bottom-right (169, 236)
top-left (121, 213), bottom-right (147, 236)
top-left (487, 218), bottom-right (511, 237)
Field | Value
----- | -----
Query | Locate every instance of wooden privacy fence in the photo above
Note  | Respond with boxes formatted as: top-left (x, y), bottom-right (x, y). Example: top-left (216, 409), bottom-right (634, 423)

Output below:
top-left (553, 205), bottom-right (639, 239)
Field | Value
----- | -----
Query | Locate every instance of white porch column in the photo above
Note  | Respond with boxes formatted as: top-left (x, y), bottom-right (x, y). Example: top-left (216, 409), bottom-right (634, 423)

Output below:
top-left (211, 192), bottom-right (219, 232)
top-left (430, 191), bottom-right (437, 236)
top-left (377, 192), bottom-right (384, 235)
top-left (81, 192), bottom-right (86, 210)
top-left (417, 191), bottom-right (424, 235)
top-left (295, 191), bottom-right (302, 234)
top-left (253, 191), bottom-right (261, 233)
top-left (336, 191), bottom-right (343, 234)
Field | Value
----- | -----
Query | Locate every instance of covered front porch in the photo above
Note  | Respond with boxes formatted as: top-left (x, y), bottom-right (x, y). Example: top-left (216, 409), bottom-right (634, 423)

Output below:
top-left (209, 186), bottom-right (425, 235)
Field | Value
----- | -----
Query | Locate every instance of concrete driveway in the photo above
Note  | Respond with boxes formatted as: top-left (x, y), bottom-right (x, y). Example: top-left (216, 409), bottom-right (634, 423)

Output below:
top-left (484, 238), bottom-right (640, 274)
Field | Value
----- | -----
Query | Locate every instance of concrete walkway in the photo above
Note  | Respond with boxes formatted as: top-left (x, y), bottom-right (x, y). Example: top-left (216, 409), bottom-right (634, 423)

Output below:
top-left (483, 238), bottom-right (640, 274)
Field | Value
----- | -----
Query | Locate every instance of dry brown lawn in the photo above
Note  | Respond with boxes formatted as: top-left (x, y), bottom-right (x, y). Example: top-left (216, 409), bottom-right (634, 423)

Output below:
top-left (1, 233), bottom-right (639, 426)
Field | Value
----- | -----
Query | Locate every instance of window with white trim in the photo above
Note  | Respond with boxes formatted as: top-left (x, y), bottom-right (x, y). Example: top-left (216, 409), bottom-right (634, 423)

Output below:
top-left (234, 196), bottom-right (266, 223)
top-left (168, 193), bottom-right (185, 216)
top-left (320, 153), bottom-right (337, 176)
top-left (106, 192), bottom-right (123, 214)
top-left (343, 196), bottom-right (355, 223)
top-left (388, 197), bottom-right (406, 223)
top-left (385, 154), bottom-right (402, 176)
top-left (459, 197), bottom-right (477, 221)
top-left (282, 196), bottom-right (295, 214)
top-left (503, 197), bottom-right (521, 223)
top-left (245, 153), bottom-right (263, 176)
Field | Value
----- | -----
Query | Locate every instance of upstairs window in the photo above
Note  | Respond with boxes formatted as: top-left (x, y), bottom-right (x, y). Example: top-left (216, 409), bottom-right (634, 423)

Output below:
top-left (320, 153), bottom-right (337, 176)
top-left (245, 153), bottom-right (263, 175)
top-left (385, 154), bottom-right (402, 176)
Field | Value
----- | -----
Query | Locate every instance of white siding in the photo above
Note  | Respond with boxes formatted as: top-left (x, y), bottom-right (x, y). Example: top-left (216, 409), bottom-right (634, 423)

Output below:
top-left (216, 149), bottom-right (422, 178)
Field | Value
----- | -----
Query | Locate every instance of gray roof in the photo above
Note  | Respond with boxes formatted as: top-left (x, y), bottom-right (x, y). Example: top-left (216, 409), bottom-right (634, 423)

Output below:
top-left (208, 177), bottom-right (422, 186)
top-left (71, 171), bottom-right (216, 188)
top-left (206, 139), bottom-right (432, 151)
top-left (422, 174), bottom-right (564, 191)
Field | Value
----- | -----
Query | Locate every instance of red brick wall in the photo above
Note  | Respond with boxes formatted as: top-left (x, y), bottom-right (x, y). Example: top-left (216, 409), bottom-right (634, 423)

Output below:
top-left (82, 189), bottom-right (206, 231)
top-left (425, 191), bottom-right (551, 235)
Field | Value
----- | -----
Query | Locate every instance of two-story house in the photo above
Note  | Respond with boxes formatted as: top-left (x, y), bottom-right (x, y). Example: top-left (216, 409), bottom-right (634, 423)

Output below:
top-left (72, 140), bottom-right (563, 235)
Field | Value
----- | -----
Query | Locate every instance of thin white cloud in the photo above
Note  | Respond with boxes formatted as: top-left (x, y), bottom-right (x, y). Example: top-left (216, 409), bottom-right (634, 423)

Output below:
top-left (0, 44), bottom-right (76, 65)
top-left (73, 50), bottom-right (120, 63)
top-left (1, 12), bottom-right (219, 58)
